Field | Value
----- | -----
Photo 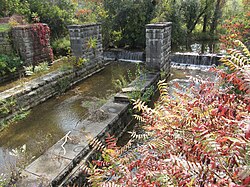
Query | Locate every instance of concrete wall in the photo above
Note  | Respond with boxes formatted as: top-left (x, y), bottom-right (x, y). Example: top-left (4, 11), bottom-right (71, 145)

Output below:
top-left (68, 23), bottom-right (103, 64)
top-left (12, 24), bottom-right (53, 66)
top-left (0, 31), bottom-right (12, 54)
top-left (146, 22), bottom-right (172, 74)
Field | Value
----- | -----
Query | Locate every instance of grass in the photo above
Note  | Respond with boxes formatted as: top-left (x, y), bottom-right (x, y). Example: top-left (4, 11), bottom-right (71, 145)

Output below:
top-left (0, 24), bottom-right (11, 33)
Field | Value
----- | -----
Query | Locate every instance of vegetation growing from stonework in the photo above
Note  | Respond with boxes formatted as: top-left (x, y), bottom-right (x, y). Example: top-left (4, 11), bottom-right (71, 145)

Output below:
top-left (79, 41), bottom-right (250, 186)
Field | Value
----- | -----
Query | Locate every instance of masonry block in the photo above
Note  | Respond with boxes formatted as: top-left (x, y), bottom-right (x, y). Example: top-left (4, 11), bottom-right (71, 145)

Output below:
top-left (145, 22), bottom-right (172, 74)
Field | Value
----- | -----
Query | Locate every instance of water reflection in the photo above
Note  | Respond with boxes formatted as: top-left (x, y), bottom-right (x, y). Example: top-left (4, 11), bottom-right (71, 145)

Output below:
top-left (172, 40), bottom-right (225, 54)
top-left (0, 61), bottom-right (136, 173)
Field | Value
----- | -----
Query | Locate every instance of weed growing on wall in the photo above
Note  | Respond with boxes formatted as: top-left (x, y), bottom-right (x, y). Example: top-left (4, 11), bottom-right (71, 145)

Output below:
top-left (56, 77), bottom-right (71, 94)
top-left (24, 62), bottom-right (49, 76)
top-left (87, 37), bottom-right (98, 49)
top-left (0, 97), bottom-right (16, 116)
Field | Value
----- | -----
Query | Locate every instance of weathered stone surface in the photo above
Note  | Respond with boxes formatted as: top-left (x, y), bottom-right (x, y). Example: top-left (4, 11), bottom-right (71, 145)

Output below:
top-left (68, 23), bottom-right (103, 64)
top-left (12, 24), bottom-right (53, 66)
top-left (146, 22), bottom-right (172, 74)
top-left (0, 31), bottom-right (12, 54)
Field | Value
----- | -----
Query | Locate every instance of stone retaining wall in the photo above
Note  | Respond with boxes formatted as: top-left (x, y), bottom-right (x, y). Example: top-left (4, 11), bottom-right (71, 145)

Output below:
top-left (0, 31), bottom-right (12, 54)
top-left (68, 23), bottom-right (103, 64)
top-left (17, 71), bottom-right (160, 187)
top-left (0, 60), bottom-right (105, 125)
top-left (146, 22), bottom-right (172, 74)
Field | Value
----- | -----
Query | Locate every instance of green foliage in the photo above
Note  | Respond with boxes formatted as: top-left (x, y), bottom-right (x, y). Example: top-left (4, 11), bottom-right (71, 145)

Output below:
top-left (103, 0), bottom-right (155, 48)
top-left (87, 37), bottom-right (97, 49)
top-left (56, 77), bottom-right (70, 94)
top-left (0, 97), bottom-right (16, 116)
top-left (0, 24), bottom-right (11, 32)
top-left (60, 56), bottom-right (88, 70)
top-left (51, 36), bottom-right (71, 57)
top-left (0, 54), bottom-right (23, 76)
top-left (0, 0), bottom-right (30, 17)
top-left (28, 0), bottom-right (77, 38)
top-left (24, 62), bottom-right (49, 76)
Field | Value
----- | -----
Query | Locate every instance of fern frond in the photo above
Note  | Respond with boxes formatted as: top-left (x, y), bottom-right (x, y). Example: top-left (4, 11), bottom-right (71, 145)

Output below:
top-left (221, 41), bottom-right (250, 71)
top-left (92, 160), bottom-right (111, 167)
top-left (118, 139), bottom-right (134, 155)
top-left (133, 99), bottom-right (155, 114)
top-left (129, 131), bottom-right (149, 141)
top-left (234, 40), bottom-right (250, 58)
top-left (89, 137), bottom-right (106, 152)
top-left (80, 164), bottom-right (92, 174)
top-left (105, 133), bottom-right (118, 149)
top-left (101, 182), bottom-right (122, 187)
top-left (133, 114), bottom-right (146, 122)
top-left (158, 79), bottom-right (169, 97)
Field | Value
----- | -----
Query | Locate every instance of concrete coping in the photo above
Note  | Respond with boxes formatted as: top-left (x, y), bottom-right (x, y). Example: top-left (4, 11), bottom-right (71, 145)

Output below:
top-left (67, 23), bottom-right (101, 29)
top-left (146, 22), bottom-right (172, 29)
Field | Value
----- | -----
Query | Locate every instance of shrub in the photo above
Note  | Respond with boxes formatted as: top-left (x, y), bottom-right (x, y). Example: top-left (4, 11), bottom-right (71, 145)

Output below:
top-left (0, 54), bottom-right (23, 76)
top-left (51, 36), bottom-right (71, 57)
top-left (82, 41), bottom-right (250, 186)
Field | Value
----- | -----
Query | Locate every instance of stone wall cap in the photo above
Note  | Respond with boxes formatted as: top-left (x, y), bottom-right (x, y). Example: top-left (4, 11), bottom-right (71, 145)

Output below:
top-left (146, 22), bottom-right (172, 29)
top-left (12, 23), bottom-right (47, 29)
top-left (67, 23), bottom-right (101, 29)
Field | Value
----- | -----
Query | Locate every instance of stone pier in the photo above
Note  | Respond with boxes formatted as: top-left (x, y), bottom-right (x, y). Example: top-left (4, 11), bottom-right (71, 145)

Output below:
top-left (146, 22), bottom-right (172, 74)
top-left (68, 23), bottom-right (103, 64)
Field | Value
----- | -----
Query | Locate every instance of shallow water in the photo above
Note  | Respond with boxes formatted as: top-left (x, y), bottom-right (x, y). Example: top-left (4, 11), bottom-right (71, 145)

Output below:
top-left (0, 61), bottom-right (136, 173)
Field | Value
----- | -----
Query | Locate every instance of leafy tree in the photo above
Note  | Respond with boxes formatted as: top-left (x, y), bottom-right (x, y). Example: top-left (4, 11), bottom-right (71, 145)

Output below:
top-left (220, 0), bottom-right (250, 49)
top-left (28, 0), bottom-right (77, 38)
top-left (103, 0), bottom-right (155, 48)
top-left (151, 0), bottom-right (185, 45)
top-left (0, 0), bottom-right (30, 18)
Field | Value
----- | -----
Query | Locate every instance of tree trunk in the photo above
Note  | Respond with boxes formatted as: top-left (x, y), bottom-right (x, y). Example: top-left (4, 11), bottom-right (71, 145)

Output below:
top-left (203, 14), bottom-right (208, 33)
top-left (210, 0), bottom-right (221, 35)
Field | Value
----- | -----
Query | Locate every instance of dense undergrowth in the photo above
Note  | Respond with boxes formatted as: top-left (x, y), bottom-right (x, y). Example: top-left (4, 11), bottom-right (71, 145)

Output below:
top-left (79, 40), bottom-right (250, 186)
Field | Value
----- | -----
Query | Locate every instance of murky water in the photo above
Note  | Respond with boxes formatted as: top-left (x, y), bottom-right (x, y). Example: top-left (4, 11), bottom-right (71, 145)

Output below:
top-left (0, 61), bottom-right (136, 173)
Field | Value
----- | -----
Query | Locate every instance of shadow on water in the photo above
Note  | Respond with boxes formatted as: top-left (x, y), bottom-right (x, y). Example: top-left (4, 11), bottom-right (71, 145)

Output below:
top-left (0, 61), bottom-right (136, 173)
